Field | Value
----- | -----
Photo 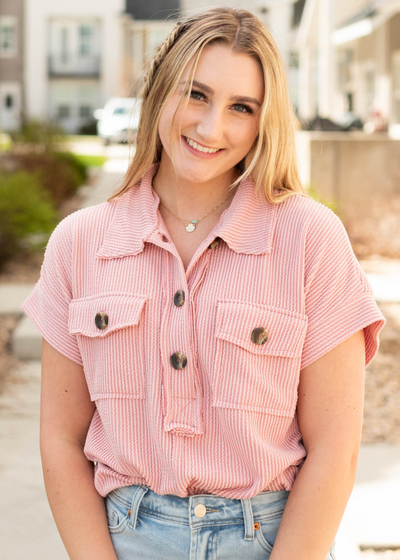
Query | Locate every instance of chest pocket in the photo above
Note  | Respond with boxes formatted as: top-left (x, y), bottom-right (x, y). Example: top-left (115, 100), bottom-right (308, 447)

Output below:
top-left (68, 293), bottom-right (149, 401)
top-left (212, 300), bottom-right (308, 417)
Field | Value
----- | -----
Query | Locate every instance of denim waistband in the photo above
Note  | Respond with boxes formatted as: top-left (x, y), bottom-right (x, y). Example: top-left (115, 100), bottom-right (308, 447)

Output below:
top-left (107, 484), bottom-right (290, 542)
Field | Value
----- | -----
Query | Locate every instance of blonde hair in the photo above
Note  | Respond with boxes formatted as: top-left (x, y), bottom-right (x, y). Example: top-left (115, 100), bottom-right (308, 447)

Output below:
top-left (107, 7), bottom-right (310, 204)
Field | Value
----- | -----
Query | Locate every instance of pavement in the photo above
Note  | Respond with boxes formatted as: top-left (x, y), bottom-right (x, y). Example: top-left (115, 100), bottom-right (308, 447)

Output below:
top-left (1, 153), bottom-right (400, 558)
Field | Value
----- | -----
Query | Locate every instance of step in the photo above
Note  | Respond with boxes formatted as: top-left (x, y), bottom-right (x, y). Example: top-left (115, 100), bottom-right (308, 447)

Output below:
top-left (12, 315), bottom-right (42, 360)
top-left (0, 284), bottom-right (36, 314)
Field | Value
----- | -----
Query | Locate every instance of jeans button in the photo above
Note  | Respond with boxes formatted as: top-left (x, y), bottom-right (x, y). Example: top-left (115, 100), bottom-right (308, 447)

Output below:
top-left (194, 504), bottom-right (207, 518)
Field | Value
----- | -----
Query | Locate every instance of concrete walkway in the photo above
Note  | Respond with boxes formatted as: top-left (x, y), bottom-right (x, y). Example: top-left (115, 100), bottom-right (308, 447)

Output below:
top-left (0, 359), bottom-right (69, 559)
top-left (1, 163), bottom-right (400, 558)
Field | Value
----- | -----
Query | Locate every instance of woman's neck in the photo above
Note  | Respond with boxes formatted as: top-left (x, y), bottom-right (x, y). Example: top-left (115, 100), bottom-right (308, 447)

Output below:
top-left (152, 156), bottom-right (240, 221)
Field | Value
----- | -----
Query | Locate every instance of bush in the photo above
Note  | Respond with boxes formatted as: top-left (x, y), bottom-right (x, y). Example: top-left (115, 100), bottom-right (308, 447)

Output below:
top-left (79, 119), bottom-right (98, 135)
top-left (306, 183), bottom-right (338, 215)
top-left (0, 171), bottom-right (58, 271)
top-left (0, 150), bottom-right (88, 208)
top-left (8, 118), bottom-right (66, 152)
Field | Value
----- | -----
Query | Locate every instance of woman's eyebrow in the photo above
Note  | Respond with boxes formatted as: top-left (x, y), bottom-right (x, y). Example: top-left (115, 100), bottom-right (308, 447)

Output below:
top-left (179, 79), bottom-right (262, 107)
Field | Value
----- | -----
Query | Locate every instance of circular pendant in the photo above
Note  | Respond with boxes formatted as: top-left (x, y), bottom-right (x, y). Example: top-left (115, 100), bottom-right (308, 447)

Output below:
top-left (185, 223), bottom-right (196, 232)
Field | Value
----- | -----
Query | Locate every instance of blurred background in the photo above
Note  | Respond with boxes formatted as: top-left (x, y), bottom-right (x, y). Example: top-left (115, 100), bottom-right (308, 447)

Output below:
top-left (0, 1), bottom-right (399, 559)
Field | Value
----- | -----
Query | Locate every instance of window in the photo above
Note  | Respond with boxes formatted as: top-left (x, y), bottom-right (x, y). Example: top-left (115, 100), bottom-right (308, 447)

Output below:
top-left (79, 25), bottom-right (93, 56)
top-left (364, 68), bottom-right (375, 114)
top-left (61, 27), bottom-right (69, 64)
top-left (0, 17), bottom-right (17, 56)
top-left (292, 0), bottom-right (306, 28)
top-left (5, 94), bottom-right (13, 108)
top-left (79, 105), bottom-right (91, 118)
top-left (113, 107), bottom-right (131, 115)
top-left (337, 49), bottom-right (355, 112)
top-left (58, 105), bottom-right (70, 119)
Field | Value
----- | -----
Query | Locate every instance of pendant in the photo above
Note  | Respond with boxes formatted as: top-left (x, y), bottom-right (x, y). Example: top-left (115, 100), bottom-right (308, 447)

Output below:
top-left (185, 220), bottom-right (198, 233)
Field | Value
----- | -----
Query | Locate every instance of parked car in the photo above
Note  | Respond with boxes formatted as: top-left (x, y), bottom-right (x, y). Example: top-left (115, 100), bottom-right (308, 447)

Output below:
top-left (94, 98), bottom-right (142, 145)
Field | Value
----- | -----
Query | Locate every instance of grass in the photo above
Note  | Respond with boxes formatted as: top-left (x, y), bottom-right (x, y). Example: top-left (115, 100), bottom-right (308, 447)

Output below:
top-left (73, 154), bottom-right (108, 167)
top-left (0, 133), bottom-right (12, 152)
top-left (65, 134), bottom-right (102, 143)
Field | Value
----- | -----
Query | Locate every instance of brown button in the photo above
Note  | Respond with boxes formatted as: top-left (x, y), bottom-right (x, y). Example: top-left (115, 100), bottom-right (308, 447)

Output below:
top-left (208, 237), bottom-right (221, 249)
top-left (251, 327), bottom-right (268, 345)
top-left (170, 352), bottom-right (187, 370)
top-left (173, 290), bottom-right (185, 307)
top-left (254, 522), bottom-right (260, 530)
top-left (95, 312), bottom-right (108, 330)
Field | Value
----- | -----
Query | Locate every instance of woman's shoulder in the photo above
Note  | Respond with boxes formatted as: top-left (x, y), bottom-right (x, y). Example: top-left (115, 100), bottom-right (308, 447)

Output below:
top-left (276, 192), bottom-right (344, 235)
top-left (50, 197), bottom-right (119, 242)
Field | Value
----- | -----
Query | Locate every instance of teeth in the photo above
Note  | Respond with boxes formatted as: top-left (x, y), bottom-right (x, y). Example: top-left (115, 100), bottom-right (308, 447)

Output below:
top-left (184, 136), bottom-right (220, 154)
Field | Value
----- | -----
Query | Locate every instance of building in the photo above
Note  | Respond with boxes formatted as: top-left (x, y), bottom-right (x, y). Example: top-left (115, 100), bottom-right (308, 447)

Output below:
top-left (20, 0), bottom-right (308, 134)
top-left (24, 0), bottom-right (125, 134)
top-left (120, 0), bottom-right (180, 97)
top-left (296, 0), bottom-right (400, 137)
top-left (0, 0), bottom-right (24, 132)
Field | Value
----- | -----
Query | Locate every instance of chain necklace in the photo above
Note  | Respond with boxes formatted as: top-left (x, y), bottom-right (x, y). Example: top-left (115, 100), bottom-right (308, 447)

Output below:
top-left (152, 178), bottom-right (237, 233)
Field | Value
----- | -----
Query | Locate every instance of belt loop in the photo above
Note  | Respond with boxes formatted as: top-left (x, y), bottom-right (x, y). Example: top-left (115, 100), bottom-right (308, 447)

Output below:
top-left (241, 498), bottom-right (255, 541)
top-left (128, 485), bottom-right (150, 530)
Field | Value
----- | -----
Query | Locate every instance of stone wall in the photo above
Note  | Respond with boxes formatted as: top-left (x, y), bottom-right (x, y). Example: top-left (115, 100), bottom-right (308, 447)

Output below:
top-left (296, 131), bottom-right (400, 258)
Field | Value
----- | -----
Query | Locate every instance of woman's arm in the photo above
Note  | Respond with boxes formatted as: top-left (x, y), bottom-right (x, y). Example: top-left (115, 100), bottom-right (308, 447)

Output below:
top-left (270, 328), bottom-right (366, 560)
top-left (40, 338), bottom-right (118, 560)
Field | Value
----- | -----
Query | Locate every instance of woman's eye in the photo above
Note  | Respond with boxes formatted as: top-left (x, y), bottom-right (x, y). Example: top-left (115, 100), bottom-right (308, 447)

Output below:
top-left (233, 104), bottom-right (254, 115)
top-left (190, 90), bottom-right (205, 101)
top-left (185, 89), bottom-right (254, 114)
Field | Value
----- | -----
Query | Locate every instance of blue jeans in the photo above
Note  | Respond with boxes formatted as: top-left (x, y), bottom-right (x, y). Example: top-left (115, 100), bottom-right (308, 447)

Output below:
top-left (105, 484), bottom-right (336, 559)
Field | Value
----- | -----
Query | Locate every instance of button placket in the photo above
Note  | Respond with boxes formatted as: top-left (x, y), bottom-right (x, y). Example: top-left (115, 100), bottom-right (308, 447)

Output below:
top-left (161, 252), bottom-right (201, 436)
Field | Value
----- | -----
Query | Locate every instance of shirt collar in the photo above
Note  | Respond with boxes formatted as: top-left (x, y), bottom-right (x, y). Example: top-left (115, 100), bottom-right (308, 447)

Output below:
top-left (96, 162), bottom-right (277, 260)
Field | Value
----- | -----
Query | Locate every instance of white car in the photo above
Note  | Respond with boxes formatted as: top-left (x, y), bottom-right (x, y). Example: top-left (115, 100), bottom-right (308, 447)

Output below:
top-left (94, 97), bottom-right (142, 145)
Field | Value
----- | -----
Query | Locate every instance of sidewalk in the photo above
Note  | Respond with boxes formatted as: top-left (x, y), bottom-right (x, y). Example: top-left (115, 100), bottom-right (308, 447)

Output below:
top-left (1, 163), bottom-right (400, 558)
top-left (0, 359), bottom-right (69, 560)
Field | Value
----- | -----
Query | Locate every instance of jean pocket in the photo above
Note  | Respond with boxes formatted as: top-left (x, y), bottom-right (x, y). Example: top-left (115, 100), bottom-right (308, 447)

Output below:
top-left (254, 508), bottom-right (285, 554)
top-left (105, 491), bottom-right (131, 534)
top-left (68, 292), bottom-right (149, 400)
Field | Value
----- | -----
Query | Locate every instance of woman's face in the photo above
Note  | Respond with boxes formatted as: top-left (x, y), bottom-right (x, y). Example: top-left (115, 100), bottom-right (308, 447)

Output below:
top-left (157, 43), bottom-right (264, 184)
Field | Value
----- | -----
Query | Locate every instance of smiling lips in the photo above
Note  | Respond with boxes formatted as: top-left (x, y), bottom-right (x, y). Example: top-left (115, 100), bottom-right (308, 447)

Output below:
top-left (183, 135), bottom-right (222, 154)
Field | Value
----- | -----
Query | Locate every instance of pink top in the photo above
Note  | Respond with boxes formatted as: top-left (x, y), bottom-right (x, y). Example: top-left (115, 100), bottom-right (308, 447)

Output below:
top-left (20, 162), bottom-right (386, 499)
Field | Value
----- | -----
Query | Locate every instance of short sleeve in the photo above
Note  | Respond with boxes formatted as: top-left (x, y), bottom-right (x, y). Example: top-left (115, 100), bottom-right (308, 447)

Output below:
top-left (20, 215), bottom-right (83, 366)
top-left (300, 205), bottom-right (386, 371)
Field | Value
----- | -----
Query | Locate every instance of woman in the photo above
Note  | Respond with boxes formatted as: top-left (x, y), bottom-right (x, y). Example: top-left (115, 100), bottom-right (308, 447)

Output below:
top-left (21, 7), bottom-right (386, 560)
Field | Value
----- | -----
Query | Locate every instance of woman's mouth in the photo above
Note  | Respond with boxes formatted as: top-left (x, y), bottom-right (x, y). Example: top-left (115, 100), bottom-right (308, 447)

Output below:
top-left (182, 136), bottom-right (224, 158)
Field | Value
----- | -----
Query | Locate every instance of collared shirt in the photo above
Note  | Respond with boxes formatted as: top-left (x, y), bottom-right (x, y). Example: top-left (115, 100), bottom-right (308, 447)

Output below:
top-left (21, 162), bottom-right (386, 499)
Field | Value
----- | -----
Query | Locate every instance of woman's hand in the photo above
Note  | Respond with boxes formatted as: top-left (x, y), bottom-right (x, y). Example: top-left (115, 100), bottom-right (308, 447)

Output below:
top-left (270, 328), bottom-right (366, 560)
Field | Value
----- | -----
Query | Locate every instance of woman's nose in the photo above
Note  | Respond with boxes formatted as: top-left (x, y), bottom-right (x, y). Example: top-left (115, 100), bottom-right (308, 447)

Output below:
top-left (196, 106), bottom-right (225, 146)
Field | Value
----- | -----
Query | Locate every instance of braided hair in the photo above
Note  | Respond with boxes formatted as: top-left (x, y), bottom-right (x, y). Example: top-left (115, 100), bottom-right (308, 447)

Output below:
top-left (141, 22), bottom-right (185, 101)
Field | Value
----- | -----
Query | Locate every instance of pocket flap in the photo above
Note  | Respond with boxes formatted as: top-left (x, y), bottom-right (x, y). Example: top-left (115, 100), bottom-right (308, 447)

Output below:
top-left (68, 293), bottom-right (148, 337)
top-left (215, 300), bottom-right (308, 358)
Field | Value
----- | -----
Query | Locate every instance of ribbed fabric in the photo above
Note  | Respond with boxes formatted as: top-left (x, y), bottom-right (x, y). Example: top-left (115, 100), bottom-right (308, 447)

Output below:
top-left (20, 162), bottom-right (386, 499)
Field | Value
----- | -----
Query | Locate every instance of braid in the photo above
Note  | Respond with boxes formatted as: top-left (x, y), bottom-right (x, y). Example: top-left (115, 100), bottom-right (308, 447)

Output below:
top-left (142, 22), bottom-right (184, 100)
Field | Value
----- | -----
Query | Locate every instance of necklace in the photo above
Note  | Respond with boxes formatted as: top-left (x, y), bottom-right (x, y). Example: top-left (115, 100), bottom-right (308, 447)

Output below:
top-left (152, 178), bottom-right (237, 232)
